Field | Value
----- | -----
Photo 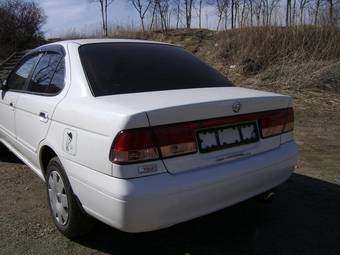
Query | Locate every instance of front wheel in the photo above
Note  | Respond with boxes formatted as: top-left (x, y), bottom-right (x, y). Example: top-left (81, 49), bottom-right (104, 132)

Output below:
top-left (46, 157), bottom-right (94, 238)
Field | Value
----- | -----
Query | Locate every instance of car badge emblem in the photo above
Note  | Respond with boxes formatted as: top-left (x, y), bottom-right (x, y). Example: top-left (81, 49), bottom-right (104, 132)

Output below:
top-left (232, 102), bottom-right (242, 113)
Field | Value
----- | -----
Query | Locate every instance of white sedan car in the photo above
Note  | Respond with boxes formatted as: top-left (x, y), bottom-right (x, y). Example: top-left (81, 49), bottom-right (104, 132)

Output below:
top-left (0, 39), bottom-right (298, 238)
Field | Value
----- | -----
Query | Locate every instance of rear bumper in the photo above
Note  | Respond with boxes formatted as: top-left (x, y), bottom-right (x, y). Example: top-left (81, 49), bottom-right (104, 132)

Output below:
top-left (62, 141), bottom-right (298, 233)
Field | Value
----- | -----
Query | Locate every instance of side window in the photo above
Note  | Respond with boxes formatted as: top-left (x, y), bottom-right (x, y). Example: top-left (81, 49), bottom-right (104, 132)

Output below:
top-left (7, 54), bottom-right (40, 91)
top-left (27, 52), bottom-right (63, 94)
top-left (48, 58), bottom-right (65, 94)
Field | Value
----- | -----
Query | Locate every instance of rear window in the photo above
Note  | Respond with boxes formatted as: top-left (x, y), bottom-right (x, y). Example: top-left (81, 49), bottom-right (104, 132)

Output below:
top-left (79, 43), bottom-right (233, 96)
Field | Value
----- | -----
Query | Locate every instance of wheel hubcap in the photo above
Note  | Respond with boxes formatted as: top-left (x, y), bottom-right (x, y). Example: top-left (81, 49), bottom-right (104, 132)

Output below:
top-left (48, 171), bottom-right (69, 226)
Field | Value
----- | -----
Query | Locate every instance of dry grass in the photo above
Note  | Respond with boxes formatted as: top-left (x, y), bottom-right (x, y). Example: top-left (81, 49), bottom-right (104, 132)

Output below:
top-left (215, 26), bottom-right (340, 92)
top-left (58, 26), bottom-right (340, 93)
top-left (217, 26), bottom-right (340, 69)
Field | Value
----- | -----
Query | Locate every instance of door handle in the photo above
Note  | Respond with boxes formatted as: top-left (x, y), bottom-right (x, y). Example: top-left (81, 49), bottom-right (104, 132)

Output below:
top-left (39, 111), bottom-right (49, 123)
top-left (9, 102), bottom-right (15, 111)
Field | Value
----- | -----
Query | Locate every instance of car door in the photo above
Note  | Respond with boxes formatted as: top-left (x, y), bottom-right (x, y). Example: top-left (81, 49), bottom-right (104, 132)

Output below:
top-left (14, 51), bottom-right (66, 163)
top-left (0, 54), bottom-right (40, 147)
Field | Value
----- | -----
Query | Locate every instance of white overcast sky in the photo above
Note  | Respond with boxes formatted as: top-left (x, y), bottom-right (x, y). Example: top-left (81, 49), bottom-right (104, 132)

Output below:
top-left (39, 0), bottom-right (137, 37)
top-left (38, 0), bottom-right (290, 37)
top-left (38, 0), bottom-right (221, 38)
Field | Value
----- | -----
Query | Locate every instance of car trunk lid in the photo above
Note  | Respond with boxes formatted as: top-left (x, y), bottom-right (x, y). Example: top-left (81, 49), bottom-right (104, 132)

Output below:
top-left (100, 87), bottom-right (292, 174)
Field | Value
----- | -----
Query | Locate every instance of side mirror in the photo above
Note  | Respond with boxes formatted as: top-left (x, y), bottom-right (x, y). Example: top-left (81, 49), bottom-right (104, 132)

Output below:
top-left (0, 79), bottom-right (7, 91)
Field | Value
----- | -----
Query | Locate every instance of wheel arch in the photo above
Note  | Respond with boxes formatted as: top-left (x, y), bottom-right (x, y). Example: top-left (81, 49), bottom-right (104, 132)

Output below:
top-left (39, 144), bottom-right (58, 179)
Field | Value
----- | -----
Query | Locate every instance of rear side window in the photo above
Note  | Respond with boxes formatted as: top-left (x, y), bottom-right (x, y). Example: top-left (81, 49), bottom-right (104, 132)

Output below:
top-left (49, 60), bottom-right (65, 94)
top-left (79, 43), bottom-right (233, 97)
top-left (7, 55), bottom-right (40, 91)
top-left (27, 52), bottom-right (64, 94)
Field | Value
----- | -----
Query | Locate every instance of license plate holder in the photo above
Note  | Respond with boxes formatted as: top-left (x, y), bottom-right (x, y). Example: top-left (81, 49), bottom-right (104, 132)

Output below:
top-left (196, 122), bottom-right (259, 153)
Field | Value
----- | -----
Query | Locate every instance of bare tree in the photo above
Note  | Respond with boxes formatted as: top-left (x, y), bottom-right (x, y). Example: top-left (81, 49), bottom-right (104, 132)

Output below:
top-left (313, 0), bottom-right (321, 24)
top-left (299, 0), bottom-right (311, 24)
top-left (95, 0), bottom-right (339, 33)
top-left (208, 0), bottom-right (229, 30)
top-left (249, 0), bottom-right (254, 26)
top-left (91, 0), bottom-right (114, 36)
top-left (231, 0), bottom-right (235, 28)
top-left (233, 0), bottom-right (239, 27)
top-left (254, 0), bottom-right (262, 26)
top-left (155, 0), bottom-right (170, 32)
top-left (184, 0), bottom-right (195, 28)
top-left (261, 0), bottom-right (270, 25)
top-left (327, 0), bottom-right (334, 24)
top-left (239, 0), bottom-right (247, 27)
top-left (173, 0), bottom-right (182, 28)
top-left (149, 0), bottom-right (157, 30)
top-left (196, 0), bottom-right (204, 28)
top-left (292, 0), bottom-right (297, 24)
top-left (223, 1), bottom-right (230, 28)
top-left (286, 0), bottom-right (292, 25)
top-left (269, 0), bottom-right (280, 24)
top-left (129, 0), bottom-right (152, 32)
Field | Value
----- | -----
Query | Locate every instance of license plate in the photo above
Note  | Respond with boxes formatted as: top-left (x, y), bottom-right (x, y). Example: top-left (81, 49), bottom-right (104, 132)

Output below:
top-left (196, 122), bottom-right (259, 153)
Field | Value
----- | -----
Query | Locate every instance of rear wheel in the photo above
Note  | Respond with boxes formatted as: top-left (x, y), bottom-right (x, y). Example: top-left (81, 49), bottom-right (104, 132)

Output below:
top-left (46, 157), bottom-right (94, 238)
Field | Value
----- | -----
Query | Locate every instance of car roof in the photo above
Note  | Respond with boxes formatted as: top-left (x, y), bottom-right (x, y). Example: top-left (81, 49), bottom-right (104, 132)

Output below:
top-left (25, 39), bottom-right (175, 58)
top-left (69, 38), bottom-right (171, 46)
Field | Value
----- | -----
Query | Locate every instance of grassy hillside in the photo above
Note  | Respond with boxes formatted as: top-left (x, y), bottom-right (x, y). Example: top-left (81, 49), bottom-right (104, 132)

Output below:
top-left (65, 26), bottom-right (339, 93)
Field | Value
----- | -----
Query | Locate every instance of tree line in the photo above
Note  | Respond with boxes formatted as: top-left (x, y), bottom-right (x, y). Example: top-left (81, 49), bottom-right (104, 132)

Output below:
top-left (0, 0), bottom-right (45, 54)
top-left (92, 0), bottom-right (339, 35)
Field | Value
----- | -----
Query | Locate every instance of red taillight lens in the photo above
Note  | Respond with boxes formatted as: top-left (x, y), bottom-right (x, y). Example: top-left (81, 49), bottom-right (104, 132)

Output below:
top-left (259, 108), bottom-right (294, 138)
top-left (111, 108), bottom-right (294, 164)
top-left (110, 123), bottom-right (199, 164)
top-left (153, 122), bottom-right (198, 158)
top-left (111, 129), bottom-right (159, 164)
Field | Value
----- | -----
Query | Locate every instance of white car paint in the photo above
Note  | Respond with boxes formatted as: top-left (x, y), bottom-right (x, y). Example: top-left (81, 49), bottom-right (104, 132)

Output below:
top-left (0, 39), bottom-right (298, 233)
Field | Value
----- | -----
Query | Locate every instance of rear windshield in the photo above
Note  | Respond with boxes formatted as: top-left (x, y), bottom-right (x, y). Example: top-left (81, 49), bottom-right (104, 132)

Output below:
top-left (79, 43), bottom-right (233, 96)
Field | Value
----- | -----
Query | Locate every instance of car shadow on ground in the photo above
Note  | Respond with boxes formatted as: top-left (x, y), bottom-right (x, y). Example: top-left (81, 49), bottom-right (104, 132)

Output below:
top-left (75, 173), bottom-right (340, 255)
top-left (0, 146), bottom-right (23, 164)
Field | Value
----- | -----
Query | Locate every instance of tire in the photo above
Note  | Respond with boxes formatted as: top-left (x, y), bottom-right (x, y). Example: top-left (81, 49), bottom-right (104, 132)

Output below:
top-left (46, 156), bottom-right (95, 238)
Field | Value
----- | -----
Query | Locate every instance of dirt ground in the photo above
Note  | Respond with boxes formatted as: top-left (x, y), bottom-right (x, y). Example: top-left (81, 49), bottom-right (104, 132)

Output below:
top-left (0, 87), bottom-right (339, 255)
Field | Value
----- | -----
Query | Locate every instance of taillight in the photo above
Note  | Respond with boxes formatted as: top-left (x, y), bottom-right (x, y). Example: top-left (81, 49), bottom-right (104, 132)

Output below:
top-left (111, 108), bottom-right (294, 164)
top-left (259, 108), bottom-right (294, 138)
top-left (110, 123), bottom-right (198, 164)
top-left (153, 123), bottom-right (198, 158)
top-left (111, 129), bottom-right (159, 164)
